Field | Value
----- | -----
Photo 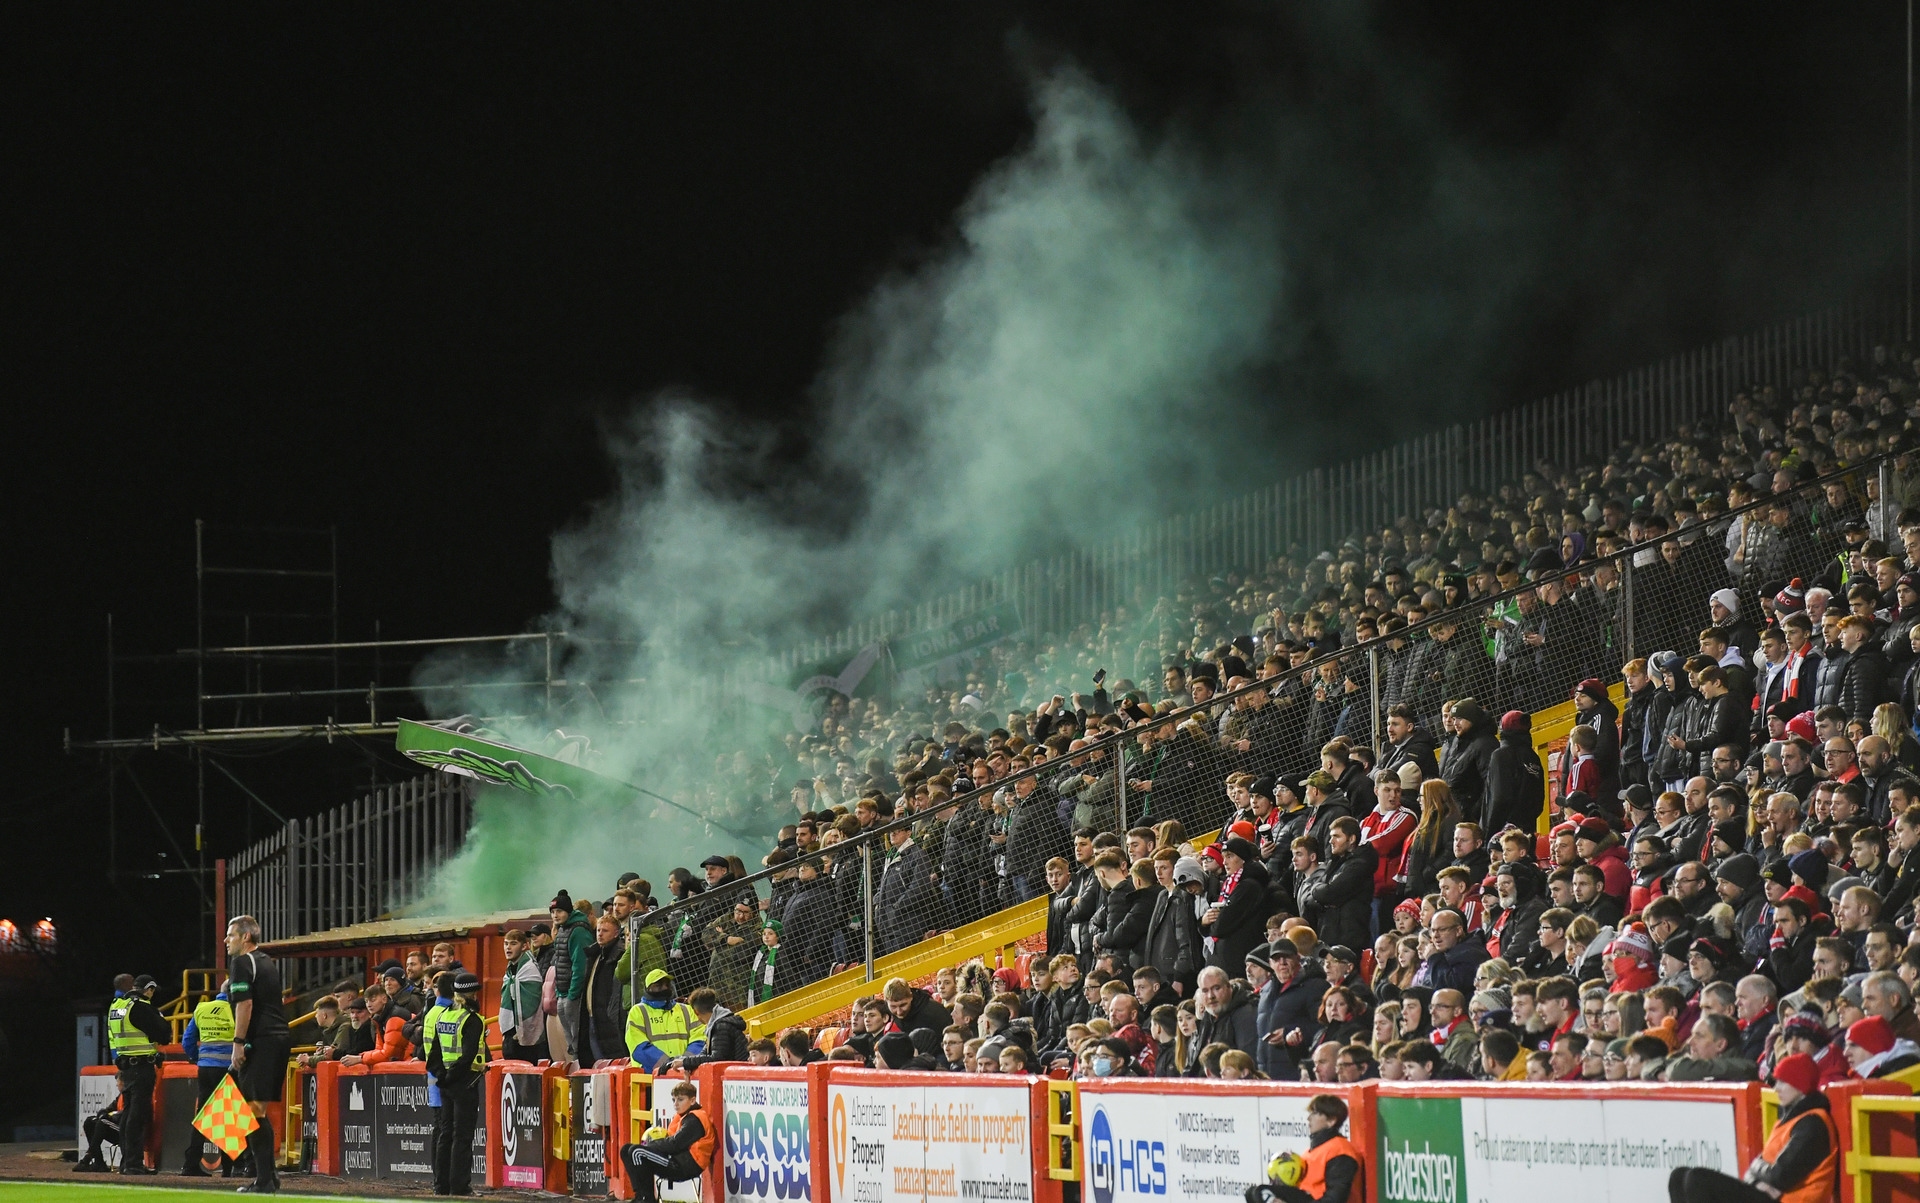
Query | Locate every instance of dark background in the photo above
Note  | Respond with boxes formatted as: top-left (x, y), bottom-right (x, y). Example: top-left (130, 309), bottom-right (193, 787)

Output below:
top-left (0, 4), bottom-right (1909, 1126)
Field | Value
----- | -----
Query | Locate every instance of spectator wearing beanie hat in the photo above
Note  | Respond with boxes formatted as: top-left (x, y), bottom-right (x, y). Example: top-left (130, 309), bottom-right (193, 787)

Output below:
top-left (1606, 925), bottom-right (1658, 994)
top-left (1671, 1051), bottom-right (1836, 1202)
top-left (1845, 1015), bottom-right (1920, 1078)
top-left (1482, 709), bottom-right (1543, 834)
top-left (1708, 588), bottom-right (1759, 661)
top-left (1775, 1012), bottom-right (1851, 1088)
top-left (1570, 678), bottom-right (1622, 801)
top-left (1441, 701), bottom-right (1498, 831)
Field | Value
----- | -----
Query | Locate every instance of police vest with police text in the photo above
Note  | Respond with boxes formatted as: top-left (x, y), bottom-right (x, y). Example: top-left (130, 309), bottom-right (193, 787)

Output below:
top-left (432, 1002), bottom-right (486, 1074)
top-left (108, 996), bottom-right (158, 1059)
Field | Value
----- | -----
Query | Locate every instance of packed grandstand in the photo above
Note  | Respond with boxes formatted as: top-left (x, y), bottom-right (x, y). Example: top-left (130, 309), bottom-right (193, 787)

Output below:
top-left (308, 348), bottom-right (1920, 1121)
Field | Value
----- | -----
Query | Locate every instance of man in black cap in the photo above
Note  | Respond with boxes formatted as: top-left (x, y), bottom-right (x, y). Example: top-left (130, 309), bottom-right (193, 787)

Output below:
top-left (105, 973), bottom-right (168, 1175)
top-left (427, 970), bottom-right (488, 1197)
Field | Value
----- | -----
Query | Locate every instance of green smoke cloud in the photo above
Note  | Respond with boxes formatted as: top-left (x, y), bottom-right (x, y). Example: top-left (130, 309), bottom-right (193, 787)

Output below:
top-left (418, 69), bottom-right (1289, 911)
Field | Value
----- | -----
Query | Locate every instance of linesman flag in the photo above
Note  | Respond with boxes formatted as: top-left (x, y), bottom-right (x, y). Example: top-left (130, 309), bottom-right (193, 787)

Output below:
top-left (191, 1073), bottom-right (259, 1160)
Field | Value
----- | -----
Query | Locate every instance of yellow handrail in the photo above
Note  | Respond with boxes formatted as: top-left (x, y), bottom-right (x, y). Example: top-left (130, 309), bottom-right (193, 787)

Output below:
top-left (1848, 1094), bottom-right (1920, 1203)
top-left (161, 968), bottom-right (224, 1043)
top-left (1528, 684), bottom-right (1628, 835)
top-left (737, 827), bottom-right (1225, 1038)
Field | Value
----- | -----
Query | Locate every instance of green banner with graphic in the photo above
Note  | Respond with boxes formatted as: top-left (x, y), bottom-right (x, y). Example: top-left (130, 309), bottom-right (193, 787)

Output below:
top-left (1376, 1096), bottom-right (1468, 1203)
top-left (395, 719), bottom-right (625, 802)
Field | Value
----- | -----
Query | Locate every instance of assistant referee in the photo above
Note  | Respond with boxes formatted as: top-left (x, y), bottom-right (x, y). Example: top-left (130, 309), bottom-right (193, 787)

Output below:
top-left (225, 915), bottom-right (291, 1194)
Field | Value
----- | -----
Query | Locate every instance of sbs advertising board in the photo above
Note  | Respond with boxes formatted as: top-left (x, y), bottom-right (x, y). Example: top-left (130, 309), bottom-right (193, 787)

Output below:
top-left (828, 1076), bottom-right (1034, 1203)
top-left (1375, 1092), bottom-right (1741, 1203)
top-left (723, 1075), bottom-right (811, 1203)
top-left (1078, 1088), bottom-right (1339, 1203)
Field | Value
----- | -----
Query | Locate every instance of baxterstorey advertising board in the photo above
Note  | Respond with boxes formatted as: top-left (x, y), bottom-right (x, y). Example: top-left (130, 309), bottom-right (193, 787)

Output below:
top-left (1079, 1087), bottom-right (1339, 1203)
top-left (1376, 1092), bottom-right (1741, 1203)
top-left (723, 1075), bottom-right (811, 1203)
top-left (827, 1076), bottom-right (1034, 1203)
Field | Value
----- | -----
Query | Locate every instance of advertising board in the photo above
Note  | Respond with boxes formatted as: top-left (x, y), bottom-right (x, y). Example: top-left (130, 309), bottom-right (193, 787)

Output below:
top-left (723, 1075), bottom-right (811, 1203)
top-left (1078, 1086), bottom-right (1339, 1203)
top-left (571, 1075), bottom-right (611, 1198)
top-left (373, 1074), bottom-right (436, 1184)
top-left (827, 1074), bottom-right (1034, 1203)
top-left (498, 1070), bottom-right (547, 1189)
top-left (300, 1072), bottom-right (319, 1172)
top-left (339, 1076), bottom-right (376, 1178)
top-left (1375, 1090), bottom-right (1742, 1203)
top-left (76, 1070), bottom-right (122, 1168)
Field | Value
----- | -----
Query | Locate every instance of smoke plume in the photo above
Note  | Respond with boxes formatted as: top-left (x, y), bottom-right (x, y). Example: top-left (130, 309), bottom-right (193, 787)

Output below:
top-left (419, 69), bottom-right (1292, 910)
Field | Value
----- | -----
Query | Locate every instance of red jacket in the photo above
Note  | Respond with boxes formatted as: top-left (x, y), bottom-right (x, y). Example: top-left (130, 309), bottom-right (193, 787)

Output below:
top-left (358, 1015), bottom-right (411, 1066)
top-left (1360, 805), bottom-right (1417, 899)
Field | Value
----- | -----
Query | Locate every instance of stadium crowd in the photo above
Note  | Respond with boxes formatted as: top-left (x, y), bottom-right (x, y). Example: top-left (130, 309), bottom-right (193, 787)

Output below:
top-left (306, 351), bottom-right (1920, 1203)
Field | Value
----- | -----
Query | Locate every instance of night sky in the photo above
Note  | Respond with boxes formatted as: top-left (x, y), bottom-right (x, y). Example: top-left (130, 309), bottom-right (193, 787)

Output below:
top-left (0, 3), bottom-right (1910, 1116)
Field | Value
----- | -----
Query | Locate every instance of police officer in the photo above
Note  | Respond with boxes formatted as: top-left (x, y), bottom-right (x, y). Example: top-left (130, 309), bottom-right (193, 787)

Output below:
top-left (106, 972), bottom-right (169, 1175)
top-left (179, 985), bottom-right (236, 1176)
top-left (624, 970), bottom-right (708, 1071)
top-left (225, 914), bottom-right (291, 1194)
top-left (426, 970), bottom-right (488, 1197)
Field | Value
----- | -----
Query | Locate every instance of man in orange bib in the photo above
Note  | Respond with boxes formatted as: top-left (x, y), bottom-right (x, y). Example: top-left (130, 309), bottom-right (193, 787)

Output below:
top-left (1668, 1051), bottom-right (1836, 1202)
top-left (1245, 1094), bottom-right (1362, 1203)
top-left (619, 1080), bottom-right (714, 1203)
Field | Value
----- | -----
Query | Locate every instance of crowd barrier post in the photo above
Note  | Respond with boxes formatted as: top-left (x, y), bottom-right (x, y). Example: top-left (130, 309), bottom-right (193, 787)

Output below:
top-left (312, 1059), bottom-right (343, 1176)
top-left (550, 1068), bottom-right (573, 1194)
top-left (808, 1059), bottom-right (834, 1203)
top-left (617, 1067), bottom-right (648, 1200)
top-left (280, 1060), bottom-right (304, 1168)
top-left (153, 1059), bottom-right (198, 1172)
top-left (1044, 1078), bottom-right (1080, 1183)
top-left (1834, 1079), bottom-right (1920, 1203)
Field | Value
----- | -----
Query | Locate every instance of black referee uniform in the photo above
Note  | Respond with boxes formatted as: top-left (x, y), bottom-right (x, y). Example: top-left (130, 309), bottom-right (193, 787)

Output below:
top-left (228, 948), bottom-right (291, 1193)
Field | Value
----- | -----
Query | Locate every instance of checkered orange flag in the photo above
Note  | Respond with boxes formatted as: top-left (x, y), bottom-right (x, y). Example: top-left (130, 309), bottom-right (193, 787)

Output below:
top-left (191, 1072), bottom-right (259, 1160)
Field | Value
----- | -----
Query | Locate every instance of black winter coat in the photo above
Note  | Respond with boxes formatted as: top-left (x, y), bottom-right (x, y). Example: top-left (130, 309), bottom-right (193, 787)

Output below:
top-left (1255, 967), bottom-right (1329, 1080)
top-left (1142, 889), bottom-right (1202, 992)
top-left (1204, 862), bottom-right (1273, 974)
top-left (1305, 844), bottom-right (1377, 953)
top-left (1483, 728), bottom-right (1544, 834)
top-left (1096, 880), bottom-right (1155, 970)
top-left (1378, 728), bottom-right (1441, 783)
top-left (1834, 645), bottom-right (1892, 720)
top-left (1441, 716), bottom-right (1498, 823)
top-left (1619, 680), bottom-right (1657, 778)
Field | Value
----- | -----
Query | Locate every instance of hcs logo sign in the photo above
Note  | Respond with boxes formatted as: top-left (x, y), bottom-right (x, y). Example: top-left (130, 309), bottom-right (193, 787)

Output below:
top-left (1088, 1108), bottom-right (1166, 1203)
